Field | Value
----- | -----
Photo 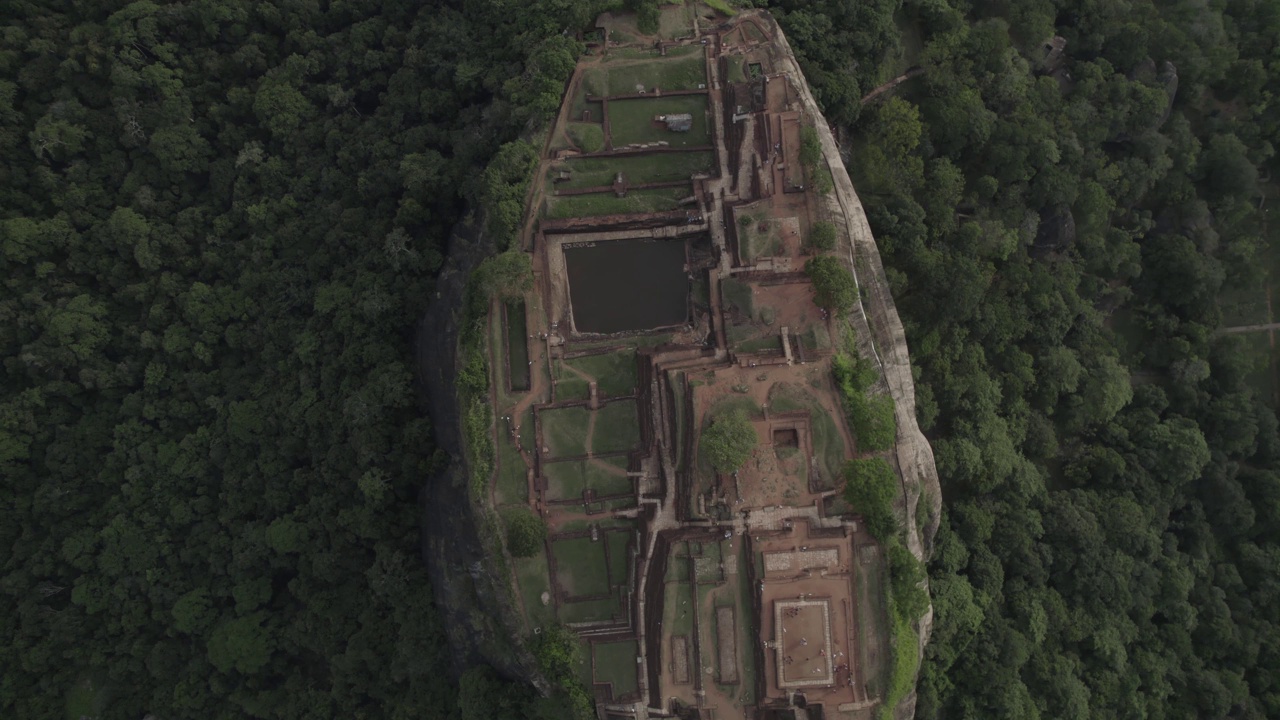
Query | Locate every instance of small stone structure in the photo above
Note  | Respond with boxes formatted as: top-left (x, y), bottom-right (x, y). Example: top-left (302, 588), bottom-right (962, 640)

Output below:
top-left (658, 113), bottom-right (694, 132)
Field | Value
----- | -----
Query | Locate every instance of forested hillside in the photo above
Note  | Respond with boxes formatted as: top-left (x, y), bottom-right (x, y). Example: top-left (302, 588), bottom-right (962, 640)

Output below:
top-left (0, 1), bottom-right (599, 717)
top-left (9, 0), bottom-right (1280, 718)
top-left (774, 0), bottom-right (1280, 717)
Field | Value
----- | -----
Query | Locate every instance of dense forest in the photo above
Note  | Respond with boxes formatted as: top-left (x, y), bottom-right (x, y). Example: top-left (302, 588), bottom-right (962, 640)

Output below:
top-left (0, 1), bottom-right (604, 717)
top-left (5, 0), bottom-right (1280, 719)
top-left (773, 0), bottom-right (1280, 717)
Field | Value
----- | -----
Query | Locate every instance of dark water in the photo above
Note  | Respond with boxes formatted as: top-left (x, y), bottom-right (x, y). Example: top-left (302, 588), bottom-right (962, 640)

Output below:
top-left (565, 239), bottom-right (689, 333)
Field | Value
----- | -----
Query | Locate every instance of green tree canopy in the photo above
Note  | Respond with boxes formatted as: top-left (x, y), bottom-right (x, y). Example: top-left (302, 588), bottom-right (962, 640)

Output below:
top-left (808, 220), bottom-right (838, 251)
top-left (702, 408), bottom-right (758, 473)
top-left (503, 508), bottom-right (547, 558)
top-left (477, 249), bottom-right (534, 301)
top-left (843, 457), bottom-right (899, 541)
top-left (806, 255), bottom-right (858, 313)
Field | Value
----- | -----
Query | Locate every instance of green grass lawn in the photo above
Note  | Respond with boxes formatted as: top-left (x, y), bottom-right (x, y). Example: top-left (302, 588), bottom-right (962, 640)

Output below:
top-left (545, 186), bottom-right (690, 218)
top-left (609, 95), bottom-right (710, 147)
top-left (664, 578), bottom-right (695, 637)
top-left (556, 371), bottom-right (592, 401)
top-left (694, 539), bottom-right (724, 582)
top-left (855, 544), bottom-right (891, 701)
top-left (552, 536), bottom-right (612, 596)
top-left (727, 57), bottom-right (747, 83)
top-left (514, 552), bottom-right (555, 629)
top-left (557, 515), bottom-right (635, 534)
top-left (581, 68), bottom-right (608, 97)
top-left (541, 400), bottom-right (639, 457)
top-left (658, 3), bottom-right (696, 40)
top-left (666, 552), bottom-right (690, 582)
top-left (798, 323), bottom-right (832, 352)
top-left (566, 350), bottom-right (639, 397)
top-left (606, 528), bottom-right (633, 586)
top-left (541, 406), bottom-right (592, 457)
top-left (495, 424), bottom-right (527, 505)
top-left (505, 300), bottom-right (529, 390)
top-left (741, 222), bottom-right (782, 262)
top-left (604, 54), bottom-right (706, 94)
top-left (721, 277), bottom-right (754, 316)
top-left (568, 90), bottom-right (603, 123)
top-left (566, 122), bottom-right (605, 153)
top-left (594, 639), bottom-right (640, 696)
top-left (594, 400), bottom-right (641, 453)
top-left (735, 335), bottom-right (782, 354)
top-left (551, 151), bottom-right (714, 190)
top-left (544, 456), bottom-right (632, 501)
top-left (575, 638), bottom-right (594, 688)
top-left (606, 48), bottom-right (663, 61)
top-left (560, 594), bottom-right (623, 624)
top-left (571, 333), bottom-right (676, 351)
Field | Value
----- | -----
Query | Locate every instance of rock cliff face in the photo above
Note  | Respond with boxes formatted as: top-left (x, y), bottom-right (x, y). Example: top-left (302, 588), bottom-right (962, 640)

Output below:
top-left (414, 218), bottom-right (545, 687)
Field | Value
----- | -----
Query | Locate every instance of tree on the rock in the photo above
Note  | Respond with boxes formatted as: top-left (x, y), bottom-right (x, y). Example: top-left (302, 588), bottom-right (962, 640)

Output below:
top-left (504, 508), bottom-right (546, 557)
top-left (806, 255), bottom-right (858, 313)
top-left (843, 457), bottom-right (898, 541)
top-left (809, 220), bottom-right (837, 251)
top-left (702, 409), bottom-right (757, 473)
top-left (477, 249), bottom-right (533, 301)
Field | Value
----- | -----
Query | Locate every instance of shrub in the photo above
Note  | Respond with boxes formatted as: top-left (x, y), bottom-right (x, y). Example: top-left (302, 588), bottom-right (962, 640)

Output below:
top-left (631, 0), bottom-right (660, 34)
top-left (808, 220), bottom-right (837, 251)
top-left (832, 350), bottom-right (896, 452)
top-left (503, 508), bottom-right (546, 557)
top-left (476, 249), bottom-right (533, 301)
top-left (888, 542), bottom-right (929, 620)
top-left (567, 123), bottom-right (604, 153)
top-left (805, 255), bottom-right (857, 313)
top-left (530, 625), bottom-right (595, 719)
top-left (702, 409), bottom-right (757, 473)
top-left (851, 394), bottom-right (896, 451)
top-left (843, 458), bottom-right (898, 540)
top-left (800, 125), bottom-right (822, 167)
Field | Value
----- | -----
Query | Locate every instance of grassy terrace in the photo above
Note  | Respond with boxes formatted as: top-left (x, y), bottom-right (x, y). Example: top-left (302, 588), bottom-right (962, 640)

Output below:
top-left (560, 594), bottom-right (623, 624)
top-left (514, 551), bottom-right (555, 629)
top-left (565, 350), bottom-right (639, 397)
top-left (549, 151), bottom-right (714, 190)
top-left (545, 186), bottom-right (691, 218)
top-left (540, 400), bottom-right (640, 458)
top-left (605, 44), bottom-right (701, 62)
top-left (552, 536), bottom-right (612, 596)
top-left (544, 456), bottom-right (632, 500)
top-left (609, 95), bottom-right (710, 147)
top-left (855, 545), bottom-right (891, 701)
top-left (566, 122), bottom-right (605, 153)
top-left (583, 53), bottom-right (706, 96)
top-left (594, 639), bottom-right (640, 697)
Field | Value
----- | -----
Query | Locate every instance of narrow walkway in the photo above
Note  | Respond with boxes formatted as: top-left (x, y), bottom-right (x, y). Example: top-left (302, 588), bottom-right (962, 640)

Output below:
top-left (1217, 322), bottom-right (1280, 334)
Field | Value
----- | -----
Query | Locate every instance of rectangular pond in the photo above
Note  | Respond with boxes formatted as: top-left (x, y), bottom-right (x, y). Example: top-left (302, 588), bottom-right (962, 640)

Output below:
top-left (565, 238), bottom-right (690, 334)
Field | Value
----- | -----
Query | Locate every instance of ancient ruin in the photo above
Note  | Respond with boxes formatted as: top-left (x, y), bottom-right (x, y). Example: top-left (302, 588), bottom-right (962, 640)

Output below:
top-left (485, 5), bottom-right (940, 719)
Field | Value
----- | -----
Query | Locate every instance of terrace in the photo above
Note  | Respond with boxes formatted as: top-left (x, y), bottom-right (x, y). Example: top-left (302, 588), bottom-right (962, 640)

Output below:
top-left (491, 5), bottom-right (908, 720)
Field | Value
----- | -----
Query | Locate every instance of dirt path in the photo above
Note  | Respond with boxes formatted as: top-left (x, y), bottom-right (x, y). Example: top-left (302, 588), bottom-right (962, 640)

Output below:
top-left (1217, 321), bottom-right (1280, 334)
